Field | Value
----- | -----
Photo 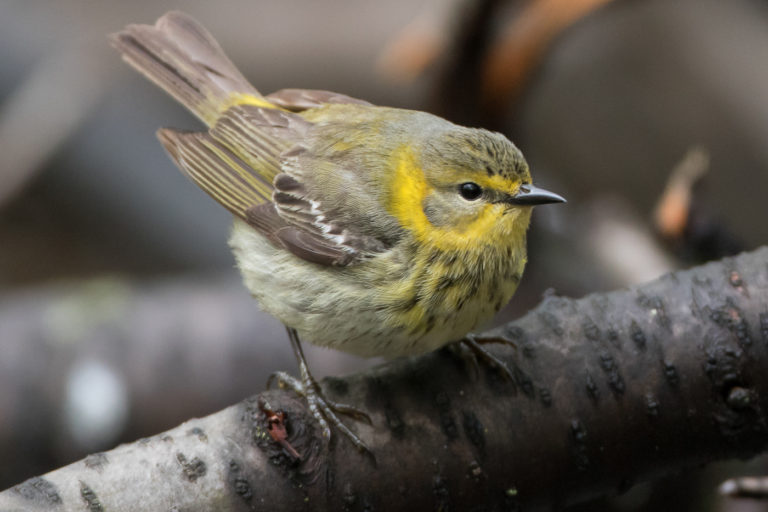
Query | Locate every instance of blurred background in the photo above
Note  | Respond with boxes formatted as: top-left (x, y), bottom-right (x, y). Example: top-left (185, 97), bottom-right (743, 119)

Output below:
top-left (1, 0), bottom-right (767, 509)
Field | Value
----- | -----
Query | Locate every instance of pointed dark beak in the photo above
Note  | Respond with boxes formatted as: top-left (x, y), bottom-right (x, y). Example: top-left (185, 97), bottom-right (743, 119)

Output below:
top-left (507, 184), bottom-right (566, 206)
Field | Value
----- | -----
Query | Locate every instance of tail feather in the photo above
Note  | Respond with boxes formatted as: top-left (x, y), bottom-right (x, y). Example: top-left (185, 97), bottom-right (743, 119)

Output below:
top-left (157, 128), bottom-right (274, 217)
top-left (110, 11), bottom-right (262, 125)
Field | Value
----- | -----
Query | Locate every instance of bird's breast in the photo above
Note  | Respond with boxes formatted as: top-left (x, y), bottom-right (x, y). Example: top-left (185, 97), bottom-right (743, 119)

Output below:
top-left (372, 239), bottom-right (526, 355)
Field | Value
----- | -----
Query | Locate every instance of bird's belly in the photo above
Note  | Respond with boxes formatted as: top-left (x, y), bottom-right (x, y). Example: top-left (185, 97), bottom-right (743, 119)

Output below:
top-left (229, 219), bottom-right (523, 358)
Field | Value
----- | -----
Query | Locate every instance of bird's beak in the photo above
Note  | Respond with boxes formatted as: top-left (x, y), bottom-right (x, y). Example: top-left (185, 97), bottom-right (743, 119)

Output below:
top-left (507, 184), bottom-right (566, 206)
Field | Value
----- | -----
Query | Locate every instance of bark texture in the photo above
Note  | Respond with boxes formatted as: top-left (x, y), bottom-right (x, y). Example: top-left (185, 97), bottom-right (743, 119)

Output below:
top-left (2, 247), bottom-right (767, 511)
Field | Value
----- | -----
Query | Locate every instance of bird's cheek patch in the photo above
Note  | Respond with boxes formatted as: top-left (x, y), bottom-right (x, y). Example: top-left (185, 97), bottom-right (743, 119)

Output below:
top-left (422, 195), bottom-right (450, 228)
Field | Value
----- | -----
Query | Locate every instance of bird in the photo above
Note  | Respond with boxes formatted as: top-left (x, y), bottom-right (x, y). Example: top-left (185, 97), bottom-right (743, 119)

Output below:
top-left (110, 11), bottom-right (565, 455)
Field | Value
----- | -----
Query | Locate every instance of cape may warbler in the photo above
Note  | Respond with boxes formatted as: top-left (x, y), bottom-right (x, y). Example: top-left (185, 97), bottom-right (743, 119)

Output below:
top-left (111, 11), bottom-right (565, 453)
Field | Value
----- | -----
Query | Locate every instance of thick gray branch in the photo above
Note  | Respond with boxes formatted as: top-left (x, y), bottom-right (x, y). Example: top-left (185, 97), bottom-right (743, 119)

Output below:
top-left (2, 247), bottom-right (767, 511)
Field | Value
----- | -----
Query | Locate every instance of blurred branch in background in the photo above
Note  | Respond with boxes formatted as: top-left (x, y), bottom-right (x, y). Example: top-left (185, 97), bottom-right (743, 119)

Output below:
top-left (1, 1), bottom-right (768, 510)
top-left (2, 247), bottom-right (767, 511)
top-left (720, 476), bottom-right (768, 501)
top-left (0, 43), bottom-right (112, 209)
top-left (480, 0), bottom-right (614, 115)
top-left (516, 0), bottom-right (768, 248)
top-left (654, 147), bottom-right (745, 263)
top-left (428, 0), bottom-right (509, 128)
top-left (376, 0), bottom-right (454, 84)
top-left (391, 0), bottom-right (615, 128)
top-left (654, 146), bottom-right (711, 245)
top-left (0, 276), bottom-right (372, 489)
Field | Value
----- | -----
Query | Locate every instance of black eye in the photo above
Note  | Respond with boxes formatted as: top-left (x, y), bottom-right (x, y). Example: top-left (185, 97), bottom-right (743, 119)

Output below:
top-left (459, 182), bottom-right (482, 200)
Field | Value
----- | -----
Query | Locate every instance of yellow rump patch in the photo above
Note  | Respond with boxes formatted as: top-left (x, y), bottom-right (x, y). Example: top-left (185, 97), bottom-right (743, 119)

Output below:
top-left (219, 92), bottom-right (289, 114)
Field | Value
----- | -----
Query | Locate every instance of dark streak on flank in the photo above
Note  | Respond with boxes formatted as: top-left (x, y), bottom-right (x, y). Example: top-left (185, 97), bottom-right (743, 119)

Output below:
top-left (437, 275), bottom-right (455, 291)
top-left (425, 314), bottom-right (437, 333)
top-left (393, 295), bottom-right (418, 313)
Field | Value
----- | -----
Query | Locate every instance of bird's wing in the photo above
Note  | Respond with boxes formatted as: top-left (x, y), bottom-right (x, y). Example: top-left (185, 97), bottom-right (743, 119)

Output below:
top-left (157, 127), bottom-right (276, 217)
top-left (159, 104), bottom-right (389, 267)
top-left (264, 164), bottom-right (392, 266)
top-left (114, 12), bottom-right (388, 266)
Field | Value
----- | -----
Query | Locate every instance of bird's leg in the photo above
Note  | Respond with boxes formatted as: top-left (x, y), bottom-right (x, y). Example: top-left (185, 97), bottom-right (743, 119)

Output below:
top-left (457, 334), bottom-right (517, 381)
top-left (267, 327), bottom-right (372, 455)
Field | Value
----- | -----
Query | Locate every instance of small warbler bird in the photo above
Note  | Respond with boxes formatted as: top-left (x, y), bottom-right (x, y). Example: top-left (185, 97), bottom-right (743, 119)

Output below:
top-left (111, 11), bottom-right (564, 454)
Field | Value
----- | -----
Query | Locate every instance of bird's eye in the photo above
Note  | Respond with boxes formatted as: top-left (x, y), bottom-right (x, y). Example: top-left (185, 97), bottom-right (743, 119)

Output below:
top-left (458, 182), bottom-right (482, 200)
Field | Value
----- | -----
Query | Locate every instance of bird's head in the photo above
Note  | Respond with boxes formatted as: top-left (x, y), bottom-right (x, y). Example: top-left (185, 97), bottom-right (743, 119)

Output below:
top-left (387, 127), bottom-right (564, 252)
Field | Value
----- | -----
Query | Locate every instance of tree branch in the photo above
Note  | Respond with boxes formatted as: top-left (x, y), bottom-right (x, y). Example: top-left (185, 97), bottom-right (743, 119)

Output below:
top-left (2, 247), bottom-right (767, 511)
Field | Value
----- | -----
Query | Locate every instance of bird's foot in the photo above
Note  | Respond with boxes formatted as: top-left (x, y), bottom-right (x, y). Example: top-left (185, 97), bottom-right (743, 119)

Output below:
top-left (267, 370), bottom-right (373, 456)
top-left (456, 334), bottom-right (517, 380)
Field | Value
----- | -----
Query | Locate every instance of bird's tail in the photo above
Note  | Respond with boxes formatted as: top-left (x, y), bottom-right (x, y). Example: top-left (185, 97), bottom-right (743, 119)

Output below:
top-left (110, 11), bottom-right (274, 126)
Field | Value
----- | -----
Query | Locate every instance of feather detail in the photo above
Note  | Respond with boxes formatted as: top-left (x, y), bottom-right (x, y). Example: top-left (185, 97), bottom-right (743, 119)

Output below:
top-left (264, 88), bottom-right (372, 112)
top-left (114, 12), bottom-right (395, 268)
top-left (267, 169), bottom-right (392, 265)
top-left (243, 204), bottom-right (356, 266)
top-left (158, 127), bottom-right (378, 266)
top-left (157, 129), bottom-right (273, 216)
top-left (210, 105), bottom-right (310, 184)
top-left (110, 11), bottom-right (265, 125)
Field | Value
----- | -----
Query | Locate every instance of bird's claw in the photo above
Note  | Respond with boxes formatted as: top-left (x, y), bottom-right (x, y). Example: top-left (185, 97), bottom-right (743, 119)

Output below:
top-left (267, 370), bottom-right (373, 455)
top-left (459, 334), bottom-right (517, 381)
